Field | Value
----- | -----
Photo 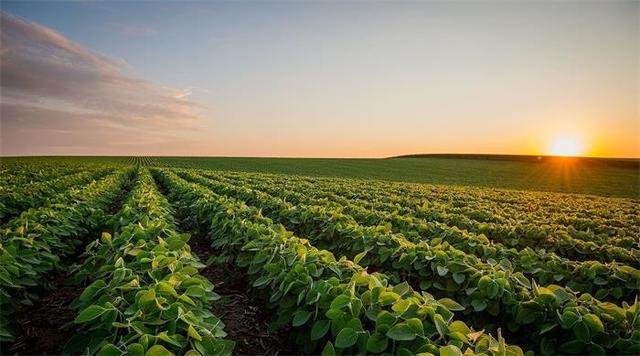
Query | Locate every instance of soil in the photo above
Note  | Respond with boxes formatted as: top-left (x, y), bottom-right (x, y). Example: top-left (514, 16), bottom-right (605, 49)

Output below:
top-left (107, 171), bottom-right (137, 216)
top-left (0, 273), bottom-right (82, 355)
top-left (188, 236), bottom-right (297, 356)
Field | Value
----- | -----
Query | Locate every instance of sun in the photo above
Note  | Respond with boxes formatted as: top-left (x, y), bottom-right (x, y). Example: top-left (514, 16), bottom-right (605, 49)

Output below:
top-left (548, 136), bottom-right (584, 156)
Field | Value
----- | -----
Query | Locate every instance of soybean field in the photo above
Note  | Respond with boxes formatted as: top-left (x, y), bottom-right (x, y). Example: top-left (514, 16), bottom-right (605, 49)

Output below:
top-left (0, 157), bottom-right (638, 355)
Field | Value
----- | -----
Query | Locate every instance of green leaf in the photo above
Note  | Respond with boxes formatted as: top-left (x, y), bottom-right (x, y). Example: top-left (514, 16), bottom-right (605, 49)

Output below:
top-left (145, 345), bottom-right (173, 356)
top-left (380, 291), bottom-right (400, 305)
top-left (452, 273), bottom-right (465, 284)
top-left (353, 251), bottom-right (367, 264)
top-left (560, 310), bottom-right (579, 328)
top-left (392, 299), bottom-right (412, 314)
top-left (506, 345), bottom-right (524, 356)
top-left (178, 294), bottom-right (196, 306)
top-left (366, 332), bottom-right (389, 353)
top-left (310, 320), bottom-right (331, 341)
top-left (321, 341), bottom-right (336, 356)
top-left (330, 295), bottom-right (351, 310)
top-left (326, 308), bottom-right (343, 320)
top-left (138, 290), bottom-right (156, 308)
top-left (335, 328), bottom-right (359, 348)
top-left (406, 318), bottom-right (424, 335)
top-left (487, 282), bottom-right (500, 298)
top-left (434, 314), bottom-right (448, 337)
top-left (448, 320), bottom-right (471, 335)
top-left (439, 298), bottom-right (465, 311)
top-left (513, 273), bottom-right (531, 289)
top-left (97, 343), bottom-right (122, 356)
top-left (536, 288), bottom-right (557, 305)
top-left (439, 345), bottom-right (463, 356)
top-left (185, 286), bottom-right (205, 298)
top-left (376, 311), bottom-right (396, 329)
top-left (156, 282), bottom-right (178, 297)
top-left (471, 299), bottom-right (487, 312)
top-left (157, 332), bottom-right (185, 347)
top-left (392, 282), bottom-right (411, 296)
top-left (292, 310), bottom-right (312, 327)
top-left (252, 276), bottom-right (272, 287)
top-left (386, 323), bottom-right (416, 341)
top-left (74, 305), bottom-right (107, 324)
top-left (478, 276), bottom-right (492, 290)
top-left (582, 314), bottom-right (604, 334)
top-left (188, 325), bottom-right (202, 341)
top-left (538, 323), bottom-right (557, 335)
top-left (573, 321), bottom-right (590, 342)
top-left (79, 279), bottom-right (107, 302)
top-left (194, 338), bottom-right (234, 356)
top-left (127, 344), bottom-right (145, 356)
top-left (598, 302), bottom-right (625, 319)
top-left (165, 236), bottom-right (186, 250)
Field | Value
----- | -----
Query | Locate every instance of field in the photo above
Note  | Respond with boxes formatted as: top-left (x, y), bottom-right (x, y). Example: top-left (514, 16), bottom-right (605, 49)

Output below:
top-left (6, 155), bottom-right (638, 198)
top-left (0, 157), bottom-right (638, 355)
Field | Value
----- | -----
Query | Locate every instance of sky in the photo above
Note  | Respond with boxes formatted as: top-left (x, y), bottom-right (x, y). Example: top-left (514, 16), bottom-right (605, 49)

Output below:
top-left (1, 1), bottom-right (638, 158)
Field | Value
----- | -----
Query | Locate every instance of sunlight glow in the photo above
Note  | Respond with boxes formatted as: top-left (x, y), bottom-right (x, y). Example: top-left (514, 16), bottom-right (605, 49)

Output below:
top-left (549, 136), bottom-right (584, 156)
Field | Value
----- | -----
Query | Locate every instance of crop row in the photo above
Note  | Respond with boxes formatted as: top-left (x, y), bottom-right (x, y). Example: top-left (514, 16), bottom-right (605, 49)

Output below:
top-left (338, 181), bottom-right (640, 255)
top-left (153, 168), bottom-right (524, 356)
top-left (67, 168), bottom-right (233, 355)
top-left (221, 172), bottom-right (639, 264)
top-left (0, 169), bottom-right (132, 341)
top-left (210, 172), bottom-right (639, 301)
top-left (0, 168), bottom-right (113, 225)
top-left (0, 159), bottom-right (117, 188)
top-left (295, 173), bottom-right (639, 232)
top-left (127, 156), bottom-right (160, 166)
top-left (179, 169), bottom-right (639, 354)
top-left (0, 164), bottom-right (83, 189)
top-left (224, 172), bottom-right (639, 251)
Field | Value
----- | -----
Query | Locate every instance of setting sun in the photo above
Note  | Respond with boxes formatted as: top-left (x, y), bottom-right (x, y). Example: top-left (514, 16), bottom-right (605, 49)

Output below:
top-left (548, 136), bottom-right (584, 156)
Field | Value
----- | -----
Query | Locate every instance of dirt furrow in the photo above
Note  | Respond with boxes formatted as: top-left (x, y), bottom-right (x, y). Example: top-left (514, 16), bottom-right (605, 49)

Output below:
top-left (187, 234), bottom-right (296, 355)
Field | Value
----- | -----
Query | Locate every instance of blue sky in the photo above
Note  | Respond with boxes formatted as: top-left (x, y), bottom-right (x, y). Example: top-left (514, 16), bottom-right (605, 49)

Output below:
top-left (2, 1), bottom-right (638, 157)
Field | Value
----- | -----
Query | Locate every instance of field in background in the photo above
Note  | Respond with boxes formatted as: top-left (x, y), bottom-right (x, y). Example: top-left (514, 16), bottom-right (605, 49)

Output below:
top-left (5, 155), bottom-right (638, 198)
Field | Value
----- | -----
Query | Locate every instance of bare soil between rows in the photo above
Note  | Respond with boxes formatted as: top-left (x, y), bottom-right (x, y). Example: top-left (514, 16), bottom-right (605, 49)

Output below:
top-left (187, 235), bottom-right (297, 356)
top-left (1, 272), bottom-right (82, 355)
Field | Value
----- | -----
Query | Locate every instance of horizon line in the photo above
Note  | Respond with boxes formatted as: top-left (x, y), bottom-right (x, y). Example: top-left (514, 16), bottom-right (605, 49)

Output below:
top-left (2, 153), bottom-right (639, 161)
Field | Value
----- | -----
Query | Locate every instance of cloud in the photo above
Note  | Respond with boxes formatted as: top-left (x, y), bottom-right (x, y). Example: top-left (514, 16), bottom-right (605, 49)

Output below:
top-left (1, 101), bottom-right (202, 155)
top-left (0, 11), bottom-right (205, 155)
top-left (110, 23), bottom-right (157, 36)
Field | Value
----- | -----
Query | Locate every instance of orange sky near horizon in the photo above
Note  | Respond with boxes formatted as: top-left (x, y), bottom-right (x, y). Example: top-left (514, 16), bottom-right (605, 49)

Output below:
top-left (1, 2), bottom-right (638, 158)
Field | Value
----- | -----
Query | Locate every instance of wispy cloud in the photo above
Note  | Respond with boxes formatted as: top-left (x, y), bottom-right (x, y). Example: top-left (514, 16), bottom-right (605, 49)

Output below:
top-left (0, 11), bottom-right (204, 155)
top-left (110, 22), bottom-right (157, 36)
